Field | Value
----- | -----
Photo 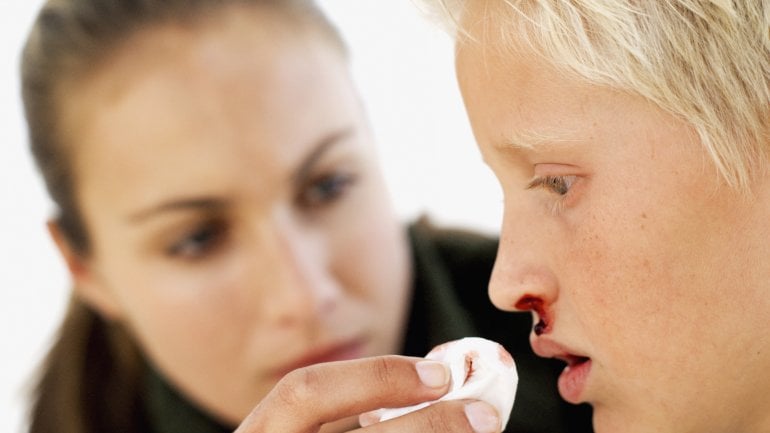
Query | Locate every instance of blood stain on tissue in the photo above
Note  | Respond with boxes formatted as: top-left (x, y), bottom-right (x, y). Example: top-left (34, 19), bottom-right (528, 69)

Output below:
top-left (464, 351), bottom-right (478, 384)
top-left (497, 345), bottom-right (514, 367)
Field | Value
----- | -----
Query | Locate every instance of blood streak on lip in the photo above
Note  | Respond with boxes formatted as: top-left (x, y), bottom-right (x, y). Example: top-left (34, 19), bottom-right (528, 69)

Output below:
top-left (515, 295), bottom-right (550, 335)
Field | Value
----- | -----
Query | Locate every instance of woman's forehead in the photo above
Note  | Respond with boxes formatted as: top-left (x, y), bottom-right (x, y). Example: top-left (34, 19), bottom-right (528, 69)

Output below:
top-left (63, 15), bottom-right (364, 211)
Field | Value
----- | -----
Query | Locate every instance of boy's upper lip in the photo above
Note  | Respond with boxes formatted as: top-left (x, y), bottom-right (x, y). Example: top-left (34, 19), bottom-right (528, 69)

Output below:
top-left (530, 336), bottom-right (589, 364)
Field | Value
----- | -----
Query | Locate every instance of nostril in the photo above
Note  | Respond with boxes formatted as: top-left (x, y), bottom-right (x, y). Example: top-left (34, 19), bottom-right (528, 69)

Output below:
top-left (515, 295), bottom-right (551, 335)
top-left (515, 295), bottom-right (544, 315)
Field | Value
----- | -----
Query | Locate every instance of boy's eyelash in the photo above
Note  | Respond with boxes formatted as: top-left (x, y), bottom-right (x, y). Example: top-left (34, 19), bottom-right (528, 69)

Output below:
top-left (526, 175), bottom-right (575, 214)
top-left (526, 175), bottom-right (571, 195)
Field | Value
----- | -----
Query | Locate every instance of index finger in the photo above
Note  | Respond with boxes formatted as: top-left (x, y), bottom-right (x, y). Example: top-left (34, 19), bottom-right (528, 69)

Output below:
top-left (235, 355), bottom-right (451, 433)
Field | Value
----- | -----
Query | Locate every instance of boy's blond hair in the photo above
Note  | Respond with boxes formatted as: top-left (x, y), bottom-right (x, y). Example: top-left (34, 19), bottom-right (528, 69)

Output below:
top-left (422, 0), bottom-right (770, 189)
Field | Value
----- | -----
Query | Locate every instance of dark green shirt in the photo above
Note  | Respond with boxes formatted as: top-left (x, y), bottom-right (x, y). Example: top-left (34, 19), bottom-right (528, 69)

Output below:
top-left (143, 218), bottom-right (593, 433)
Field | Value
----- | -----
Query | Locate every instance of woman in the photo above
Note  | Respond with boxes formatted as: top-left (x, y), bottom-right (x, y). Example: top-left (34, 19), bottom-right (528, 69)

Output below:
top-left (420, 1), bottom-right (770, 432)
top-left (21, 0), bottom-right (592, 432)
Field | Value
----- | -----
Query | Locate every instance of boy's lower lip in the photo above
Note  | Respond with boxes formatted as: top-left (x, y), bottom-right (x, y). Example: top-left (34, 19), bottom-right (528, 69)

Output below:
top-left (557, 358), bottom-right (591, 403)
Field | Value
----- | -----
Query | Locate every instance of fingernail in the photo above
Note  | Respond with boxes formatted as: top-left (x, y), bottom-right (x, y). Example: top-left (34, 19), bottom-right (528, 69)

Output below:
top-left (358, 410), bottom-right (381, 427)
top-left (415, 360), bottom-right (449, 388)
top-left (464, 401), bottom-right (500, 433)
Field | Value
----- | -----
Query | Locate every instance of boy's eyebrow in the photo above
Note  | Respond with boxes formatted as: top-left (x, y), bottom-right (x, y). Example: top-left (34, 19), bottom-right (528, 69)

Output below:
top-left (501, 127), bottom-right (582, 152)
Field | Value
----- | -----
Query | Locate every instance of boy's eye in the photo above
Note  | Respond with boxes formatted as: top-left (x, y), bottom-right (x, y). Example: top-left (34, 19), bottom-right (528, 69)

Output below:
top-left (167, 220), bottom-right (227, 260)
top-left (527, 175), bottom-right (576, 196)
top-left (298, 172), bottom-right (357, 208)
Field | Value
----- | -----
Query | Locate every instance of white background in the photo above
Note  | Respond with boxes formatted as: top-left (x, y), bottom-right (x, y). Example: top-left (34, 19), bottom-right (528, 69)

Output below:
top-left (0, 1), bottom-right (502, 431)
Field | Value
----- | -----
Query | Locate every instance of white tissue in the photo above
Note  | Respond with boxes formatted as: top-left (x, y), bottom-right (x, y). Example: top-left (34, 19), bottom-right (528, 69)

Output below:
top-left (378, 337), bottom-right (518, 428)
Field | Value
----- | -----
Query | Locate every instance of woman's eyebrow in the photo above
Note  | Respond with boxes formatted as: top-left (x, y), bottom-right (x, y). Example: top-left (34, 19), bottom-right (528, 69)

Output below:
top-left (292, 127), bottom-right (355, 185)
top-left (127, 198), bottom-right (225, 224)
top-left (126, 129), bottom-right (355, 224)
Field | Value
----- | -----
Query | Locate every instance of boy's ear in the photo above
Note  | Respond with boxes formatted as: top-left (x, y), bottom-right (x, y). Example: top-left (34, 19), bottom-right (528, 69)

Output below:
top-left (47, 220), bottom-right (124, 321)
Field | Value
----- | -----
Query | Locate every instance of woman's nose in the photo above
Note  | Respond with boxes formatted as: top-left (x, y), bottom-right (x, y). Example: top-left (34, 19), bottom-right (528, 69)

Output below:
top-left (488, 206), bottom-right (558, 317)
top-left (258, 221), bottom-right (341, 326)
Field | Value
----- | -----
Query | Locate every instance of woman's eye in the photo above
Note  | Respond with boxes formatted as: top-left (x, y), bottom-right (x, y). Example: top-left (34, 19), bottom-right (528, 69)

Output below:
top-left (167, 220), bottom-right (227, 260)
top-left (527, 175), bottom-right (577, 196)
top-left (298, 172), bottom-right (358, 209)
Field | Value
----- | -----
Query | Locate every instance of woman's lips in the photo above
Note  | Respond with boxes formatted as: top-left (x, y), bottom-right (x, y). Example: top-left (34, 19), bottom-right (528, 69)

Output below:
top-left (273, 339), bottom-right (366, 379)
top-left (531, 337), bottom-right (591, 403)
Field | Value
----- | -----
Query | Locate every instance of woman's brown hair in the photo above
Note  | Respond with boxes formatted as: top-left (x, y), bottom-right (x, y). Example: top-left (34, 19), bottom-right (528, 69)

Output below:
top-left (21, 1), bottom-right (345, 431)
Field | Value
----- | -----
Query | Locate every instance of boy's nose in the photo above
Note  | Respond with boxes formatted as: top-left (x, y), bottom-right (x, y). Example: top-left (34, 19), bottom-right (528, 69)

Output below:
top-left (488, 205), bottom-right (558, 329)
